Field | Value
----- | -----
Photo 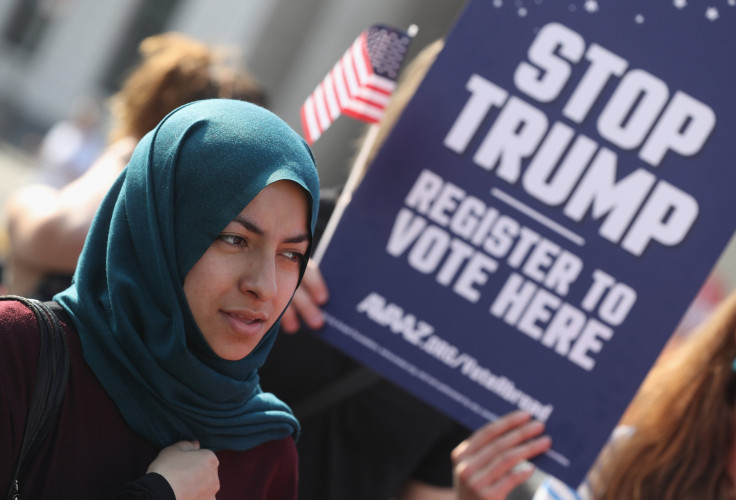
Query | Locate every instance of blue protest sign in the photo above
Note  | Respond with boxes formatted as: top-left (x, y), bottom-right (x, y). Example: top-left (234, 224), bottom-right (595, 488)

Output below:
top-left (314, 0), bottom-right (736, 486)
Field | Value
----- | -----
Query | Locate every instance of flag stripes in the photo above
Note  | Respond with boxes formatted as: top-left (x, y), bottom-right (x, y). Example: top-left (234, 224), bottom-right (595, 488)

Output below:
top-left (300, 25), bottom-right (411, 144)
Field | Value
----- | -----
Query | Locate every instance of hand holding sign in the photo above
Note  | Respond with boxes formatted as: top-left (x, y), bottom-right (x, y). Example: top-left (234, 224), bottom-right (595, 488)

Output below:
top-left (452, 411), bottom-right (551, 500)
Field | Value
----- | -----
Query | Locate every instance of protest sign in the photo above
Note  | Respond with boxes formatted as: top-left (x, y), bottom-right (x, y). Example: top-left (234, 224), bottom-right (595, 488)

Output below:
top-left (313, 0), bottom-right (736, 487)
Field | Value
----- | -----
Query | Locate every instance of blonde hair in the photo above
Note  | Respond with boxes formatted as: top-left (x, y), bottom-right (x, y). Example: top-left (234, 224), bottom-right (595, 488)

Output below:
top-left (107, 32), bottom-right (266, 143)
top-left (592, 291), bottom-right (736, 499)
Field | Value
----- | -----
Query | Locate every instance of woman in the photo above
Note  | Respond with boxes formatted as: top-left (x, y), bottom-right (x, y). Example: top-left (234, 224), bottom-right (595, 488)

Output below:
top-left (1, 99), bottom-right (319, 499)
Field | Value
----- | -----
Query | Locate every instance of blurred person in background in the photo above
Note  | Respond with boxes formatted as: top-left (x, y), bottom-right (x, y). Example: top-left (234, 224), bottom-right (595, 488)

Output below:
top-left (33, 94), bottom-right (105, 188)
top-left (2, 31), bottom-right (267, 299)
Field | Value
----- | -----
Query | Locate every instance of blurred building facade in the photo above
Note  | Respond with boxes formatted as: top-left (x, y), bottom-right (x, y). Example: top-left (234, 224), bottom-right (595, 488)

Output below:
top-left (0, 0), bottom-right (467, 188)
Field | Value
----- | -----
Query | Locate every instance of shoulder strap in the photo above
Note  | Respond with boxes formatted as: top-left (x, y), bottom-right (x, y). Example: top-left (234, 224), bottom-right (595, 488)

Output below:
top-left (42, 300), bottom-right (72, 326)
top-left (2, 296), bottom-right (69, 500)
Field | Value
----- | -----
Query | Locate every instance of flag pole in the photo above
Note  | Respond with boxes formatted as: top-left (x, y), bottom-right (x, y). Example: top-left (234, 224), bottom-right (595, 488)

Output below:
top-left (312, 24), bottom-right (419, 265)
top-left (312, 123), bottom-right (380, 264)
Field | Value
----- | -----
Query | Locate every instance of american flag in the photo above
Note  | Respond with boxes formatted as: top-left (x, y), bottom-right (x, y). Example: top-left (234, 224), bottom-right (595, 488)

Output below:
top-left (300, 25), bottom-right (413, 145)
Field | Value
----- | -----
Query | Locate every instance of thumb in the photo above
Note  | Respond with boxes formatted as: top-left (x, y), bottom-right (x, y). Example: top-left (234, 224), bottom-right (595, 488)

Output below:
top-left (174, 440), bottom-right (200, 451)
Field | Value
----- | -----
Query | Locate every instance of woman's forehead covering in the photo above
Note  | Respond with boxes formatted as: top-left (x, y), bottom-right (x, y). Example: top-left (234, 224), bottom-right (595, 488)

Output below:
top-left (129, 98), bottom-right (320, 277)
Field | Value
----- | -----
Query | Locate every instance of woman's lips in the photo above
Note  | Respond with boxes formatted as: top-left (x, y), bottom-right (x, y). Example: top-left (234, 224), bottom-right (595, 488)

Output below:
top-left (222, 310), bottom-right (267, 337)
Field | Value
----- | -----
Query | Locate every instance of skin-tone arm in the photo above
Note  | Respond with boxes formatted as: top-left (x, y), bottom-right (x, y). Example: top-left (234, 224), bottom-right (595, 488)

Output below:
top-left (5, 138), bottom-right (135, 273)
top-left (146, 440), bottom-right (220, 500)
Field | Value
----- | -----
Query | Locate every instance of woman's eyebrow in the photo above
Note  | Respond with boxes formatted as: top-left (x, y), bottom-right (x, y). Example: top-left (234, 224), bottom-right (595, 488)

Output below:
top-left (284, 233), bottom-right (309, 245)
top-left (234, 216), bottom-right (262, 235)
top-left (233, 216), bottom-right (309, 244)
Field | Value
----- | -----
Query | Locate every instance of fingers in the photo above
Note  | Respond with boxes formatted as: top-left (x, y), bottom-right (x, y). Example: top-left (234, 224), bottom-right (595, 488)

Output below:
top-left (281, 287), bottom-right (324, 332)
top-left (284, 285), bottom-right (326, 331)
top-left (280, 305), bottom-right (301, 333)
top-left (174, 440), bottom-right (200, 451)
top-left (301, 260), bottom-right (329, 304)
top-left (462, 462), bottom-right (537, 500)
top-left (453, 411), bottom-right (552, 500)
top-left (147, 441), bottom-right (220, 500)
top-left (462, 430), bottom-right (551, 487)
top-left (453, 410), bottom-right (532, 461)
top-left (282, 260), bottom-right (329, 333)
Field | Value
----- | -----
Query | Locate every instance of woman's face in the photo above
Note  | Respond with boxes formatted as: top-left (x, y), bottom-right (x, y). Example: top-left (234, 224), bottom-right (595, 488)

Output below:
top-left (184, 180), bottom-right (310, 361)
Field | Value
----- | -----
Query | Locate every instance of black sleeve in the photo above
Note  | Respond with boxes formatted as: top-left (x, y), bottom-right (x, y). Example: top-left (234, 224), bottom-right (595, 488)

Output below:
top-left (411, 423), bottom-right (471, 487)
top-left (112, 473), bottom-right (175, 500)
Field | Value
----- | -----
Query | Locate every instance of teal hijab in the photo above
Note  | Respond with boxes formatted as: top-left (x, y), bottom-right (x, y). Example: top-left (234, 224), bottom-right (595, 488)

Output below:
top-left (55, 99), bottom-right (319, 450)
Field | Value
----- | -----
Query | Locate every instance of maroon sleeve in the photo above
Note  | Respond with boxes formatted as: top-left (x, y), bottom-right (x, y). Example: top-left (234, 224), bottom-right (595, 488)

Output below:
top-left (216, 437), bottom-right (298, 500)
top-left (112, 473), bottom-right (175, 500)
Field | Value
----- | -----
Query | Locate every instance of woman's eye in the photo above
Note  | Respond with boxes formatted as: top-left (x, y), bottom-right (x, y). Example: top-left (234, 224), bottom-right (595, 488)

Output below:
top-left (282, 250), bottom-right (306, 265)
top-left (219, 234), bottom-right (247, 247)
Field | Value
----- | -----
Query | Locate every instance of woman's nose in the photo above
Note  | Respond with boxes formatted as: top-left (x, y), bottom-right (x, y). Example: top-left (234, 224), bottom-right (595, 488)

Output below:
top-left (239, 254), bottom-right (277, 301)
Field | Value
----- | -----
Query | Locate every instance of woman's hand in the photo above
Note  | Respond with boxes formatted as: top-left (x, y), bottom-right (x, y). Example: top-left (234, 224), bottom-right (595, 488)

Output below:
top-left (147, 440), bottom-right (220, 500)
top-left (281, 260), bottom-right (329, 333)
top-left (452, 411), bottom-right (552, 500)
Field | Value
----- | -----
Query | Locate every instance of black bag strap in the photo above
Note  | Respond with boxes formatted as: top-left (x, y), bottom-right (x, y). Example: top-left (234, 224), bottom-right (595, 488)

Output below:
top-left (2, 296), bottom-right (69, 500)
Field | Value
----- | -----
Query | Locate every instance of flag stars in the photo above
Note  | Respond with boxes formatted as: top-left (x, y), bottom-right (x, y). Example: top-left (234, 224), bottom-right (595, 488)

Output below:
top-left (673, 0), bottom-right (687, 8)
top-left (584, 0), bottom-right (599, 13)
top-left (729, 0), bottom-right (736, 6)
top-left (634, 14), bottom-right (645, 23)
top-left (705, 6), bottom-right (719, 20)
top-left (493, 0), bottom-right (503, 7)
top-left (518, 7), bottom-right (528, 16)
